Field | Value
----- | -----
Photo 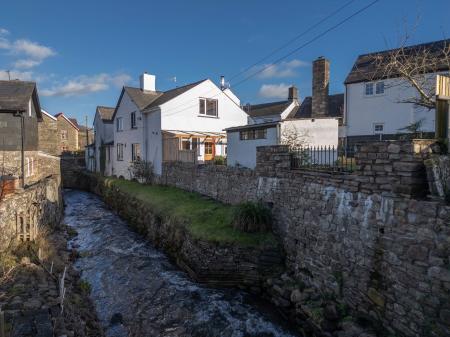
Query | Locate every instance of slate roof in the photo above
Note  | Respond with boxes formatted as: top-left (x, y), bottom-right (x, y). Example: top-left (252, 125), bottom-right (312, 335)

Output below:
top-left (244, 100), bottom-right (291, 118)
top-left (96, 106), bottom-right (115, 121)
top-left (123, 86), bottom-right (161, 111)
top-left (345, 39), bottom-right (450, 84)
top-left (112, 79), bottom-right (208, 120)
top-left (224, 121), bottom-right (279, 132)
top-left (69, 118), bottom-right (79, 128)
top-left (145, 79), bottom-right (207, 110)
top-left (287, 94), bottom-right (344, 119)
top-left (0, 80), bottom-right (42, 118)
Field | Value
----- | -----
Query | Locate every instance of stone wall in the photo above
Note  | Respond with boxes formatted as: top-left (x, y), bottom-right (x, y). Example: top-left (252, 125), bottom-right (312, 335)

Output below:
top-left (160, 140), bottom-right (450, 337)
top-left (0, 175), bottom-right (63, 252)
top-left (78, 173), bottom-right (284, 291)
top-left (38, 113), bottom-right (58, 155)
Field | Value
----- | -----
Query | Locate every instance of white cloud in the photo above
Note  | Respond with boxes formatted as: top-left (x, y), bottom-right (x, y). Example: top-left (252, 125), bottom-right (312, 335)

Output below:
top-left (0, 33), bottom-right (56, 69)
top-left (12, 39), bottom-right (56, 60)
top-left (0, 69), bottom-right (33, 81)
top-left (0, 38), bottom-right (10, 49)
top-left (255, 59), bottom-right (309, 79)
top-left (14, 59), bottom-right (41, 69)
top-left (259, 83), bottom-right (291, 99)
top-left (41, 73), bottom-right (131, 97)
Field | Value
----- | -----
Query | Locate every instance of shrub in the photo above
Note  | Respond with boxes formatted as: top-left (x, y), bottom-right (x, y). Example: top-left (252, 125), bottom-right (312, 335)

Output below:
top-left (129, 160), bottom-right (154, 184)
top-left (213, 156), bottom-right (226, 166)
top-left (232, 201), bottom-right (272, 233)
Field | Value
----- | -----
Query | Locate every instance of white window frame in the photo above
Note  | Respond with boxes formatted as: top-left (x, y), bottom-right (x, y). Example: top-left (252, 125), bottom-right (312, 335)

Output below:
top-left (199, 98), bottom-right (218, 117)
top-left (373, 123), bottom-right (384, 134)
top-left (131, 143), bottom-right (141, 161)
top-left (375, 81), bottom-right (385, 95)
top-left (117, 143), bottom-right (124, 161)
top-left (116, 117), bottom-right (123, 132)
top-left (365, 81), bottom-right (385, 96)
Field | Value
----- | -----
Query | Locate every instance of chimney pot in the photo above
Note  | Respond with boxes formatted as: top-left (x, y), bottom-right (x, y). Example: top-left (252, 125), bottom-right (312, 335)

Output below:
top-left (140, 73), bottom-right (156, 91)
top-left (220, 75), bottom-right (225, 90)
top-left (288, 85), bottom-right (298, 101)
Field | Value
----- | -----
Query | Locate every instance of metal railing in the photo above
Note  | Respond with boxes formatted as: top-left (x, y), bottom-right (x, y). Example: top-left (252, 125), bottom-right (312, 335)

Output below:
top-left (290, 146), bottom-right (355, 172)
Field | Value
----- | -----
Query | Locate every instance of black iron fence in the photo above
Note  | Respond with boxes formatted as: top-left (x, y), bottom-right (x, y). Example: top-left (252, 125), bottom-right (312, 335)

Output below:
top-left (290, 146), bottom-right (355, 172)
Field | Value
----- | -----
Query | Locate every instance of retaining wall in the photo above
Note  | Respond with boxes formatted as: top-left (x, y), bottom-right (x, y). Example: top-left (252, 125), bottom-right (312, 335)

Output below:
top-left (159, 141), bottom-right (450, 337)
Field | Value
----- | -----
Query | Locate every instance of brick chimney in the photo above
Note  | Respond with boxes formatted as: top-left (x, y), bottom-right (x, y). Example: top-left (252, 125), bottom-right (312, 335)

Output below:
top-left (288, 85), bottom-right (298, 101)
top-left (312, 57), bottom-right (329, 117)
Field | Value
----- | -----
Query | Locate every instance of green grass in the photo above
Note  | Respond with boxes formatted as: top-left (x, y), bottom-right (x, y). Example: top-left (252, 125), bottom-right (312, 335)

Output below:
top-left (105, 178), bottom-right (278, 247)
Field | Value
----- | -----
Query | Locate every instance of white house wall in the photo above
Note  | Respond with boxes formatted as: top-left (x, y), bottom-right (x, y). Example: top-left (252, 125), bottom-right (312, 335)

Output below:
top-left (227, 126), bottom-right (279, 169)
top-left (113, 92), bottom-right (144, 178)
top-left (282, 118), bottom-right (339, 148)
top-left (345, 76), bottom-right (436, 137)
top-left (93, 114), bottom-right (114, 174)
top-left (159, 80), bottom-right (247, 132)
top-left (143, 109), bottom-right (163, 175)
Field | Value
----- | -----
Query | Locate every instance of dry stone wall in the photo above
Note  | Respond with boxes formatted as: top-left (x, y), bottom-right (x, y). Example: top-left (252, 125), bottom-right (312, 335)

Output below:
top-left (0, 175), bottom-right (63, 251)
top-left (160, 141), bottom-right (450, 337)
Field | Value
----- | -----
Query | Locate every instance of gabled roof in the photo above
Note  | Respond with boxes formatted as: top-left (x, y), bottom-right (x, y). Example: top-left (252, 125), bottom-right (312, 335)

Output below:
top-left (41, 109), bottom-right (57, 121)
top-left (0, 80), bottom-right (42, 119)
top-left (287, 94), bottom-right (344, 119)
top-left (96, 106), bottom-right (115, 122)
top-left (244, 100), bottom-right (291, 118)
top-left (111, 79), bottom-right (208, 120)
top-left (69, 118), bottom-right (79, 128)
top-left (145, 79), bottom-right (207, 110)
top-left (345, 39), bottom-right (450, 84)
top-left (54, 112), bottom-right (80, 130)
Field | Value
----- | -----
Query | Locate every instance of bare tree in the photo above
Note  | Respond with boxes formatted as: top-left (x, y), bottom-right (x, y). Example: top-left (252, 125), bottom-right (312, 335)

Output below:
top-left (280, 123), bottom-right (310, 149)
top-left (357, 34), bottom-right (450, 110)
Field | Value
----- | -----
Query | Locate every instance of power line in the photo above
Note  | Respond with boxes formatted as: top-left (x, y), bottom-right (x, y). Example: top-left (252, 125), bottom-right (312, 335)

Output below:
top-left (232, 0), bottom-right (380, 88)
top-left (161, 0), bottom-right (380, 118)
top-left (158, 1), bottom-right (358, 118)
top-left (228, 0), bottom-right (356, 82)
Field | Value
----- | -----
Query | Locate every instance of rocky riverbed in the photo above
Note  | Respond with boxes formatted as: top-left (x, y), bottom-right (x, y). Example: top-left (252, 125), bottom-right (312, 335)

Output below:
top-left (0, 224), bottom-right (103, 337)
top-left (65, 189), bottom-right (301, 337)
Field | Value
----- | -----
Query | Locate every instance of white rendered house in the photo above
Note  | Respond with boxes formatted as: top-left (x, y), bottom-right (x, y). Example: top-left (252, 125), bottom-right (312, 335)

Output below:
top-left (344, 39), bottom-right (450, 146)
top-left (92, 106), bottom-right (114, 175)
top-left (111, 73), bottom-right (247, 177)
top-left (226, 57), bottom-right (342, 169)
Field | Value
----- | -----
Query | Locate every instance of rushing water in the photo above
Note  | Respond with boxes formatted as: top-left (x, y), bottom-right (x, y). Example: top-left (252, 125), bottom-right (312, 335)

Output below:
top-left (64, 190), bottom-right (300, 337)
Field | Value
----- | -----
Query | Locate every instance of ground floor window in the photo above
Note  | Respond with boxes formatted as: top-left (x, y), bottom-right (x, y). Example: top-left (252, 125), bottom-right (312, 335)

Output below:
top-left (132, 143), bottom-right (141, 161)
top-left (239, 128), bottom-right (267, 140)
top-left (204, 142), bottom-right (213, 155)
top-left (117, 143), bottom-right (124, 161)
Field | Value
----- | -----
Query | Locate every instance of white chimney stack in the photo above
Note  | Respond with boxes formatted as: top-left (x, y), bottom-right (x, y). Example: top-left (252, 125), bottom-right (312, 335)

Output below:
top-left (140, 72), bottom-right (156, 91)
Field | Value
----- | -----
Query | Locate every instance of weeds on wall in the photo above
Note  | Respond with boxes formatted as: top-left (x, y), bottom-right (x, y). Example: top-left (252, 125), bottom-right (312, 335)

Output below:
top-left (232, 201), bottom-right (272, 233)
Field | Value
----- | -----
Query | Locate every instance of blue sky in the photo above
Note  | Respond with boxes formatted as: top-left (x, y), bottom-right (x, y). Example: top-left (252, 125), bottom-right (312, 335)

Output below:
top-left (0, 0), bottom-right (449, 125)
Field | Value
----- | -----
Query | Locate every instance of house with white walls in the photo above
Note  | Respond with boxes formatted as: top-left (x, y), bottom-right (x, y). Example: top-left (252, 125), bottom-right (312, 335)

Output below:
top-left (226, 57), bottom-right (342, 169)
top-left (344, 39), bottom-right (450, 147)
top-left (92, 106), bottom-right (114, 175)
top-left (110, 73), bottom-right (247, 178)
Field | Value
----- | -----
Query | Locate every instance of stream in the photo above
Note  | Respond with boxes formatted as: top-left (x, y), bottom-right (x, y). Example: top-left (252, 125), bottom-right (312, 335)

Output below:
top-left (64, 190), bottom-right (301, 337)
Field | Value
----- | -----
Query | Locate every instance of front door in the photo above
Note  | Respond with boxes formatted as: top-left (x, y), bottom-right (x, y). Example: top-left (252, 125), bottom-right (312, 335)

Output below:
top-left (204, 140), bottom-right (215, 161)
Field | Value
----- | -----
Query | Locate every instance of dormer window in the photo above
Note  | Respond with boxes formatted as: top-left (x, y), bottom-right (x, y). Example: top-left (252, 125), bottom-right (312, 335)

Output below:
top-left (199, 98), bottom-right (218, 117)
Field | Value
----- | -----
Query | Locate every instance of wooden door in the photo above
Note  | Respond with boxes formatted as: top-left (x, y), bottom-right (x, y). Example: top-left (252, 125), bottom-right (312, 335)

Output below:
top-left (204, 140), bottom-right (215, 161)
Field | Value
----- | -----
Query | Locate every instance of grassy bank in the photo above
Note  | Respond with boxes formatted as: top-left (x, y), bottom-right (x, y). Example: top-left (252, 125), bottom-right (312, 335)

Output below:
top-left (104, 178), bottom-right (277, 247)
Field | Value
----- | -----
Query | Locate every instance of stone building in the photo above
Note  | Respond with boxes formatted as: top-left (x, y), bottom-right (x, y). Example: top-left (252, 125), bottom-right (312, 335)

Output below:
top-left (38, 109), bottom-right (58, 155)
top-left (0, 80), bottom-right (42, 187)
top-left (77, 125), bottom-right (94, 150)
top-left (54, 112), bottom-right (79, 154)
